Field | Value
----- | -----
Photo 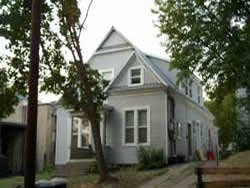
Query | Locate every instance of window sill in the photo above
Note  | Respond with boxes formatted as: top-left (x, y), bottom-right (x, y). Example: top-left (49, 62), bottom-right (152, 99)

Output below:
top-left (128, 83), bottom-right (144, 87)
top-left (123, 143), bottom-right (150, 147)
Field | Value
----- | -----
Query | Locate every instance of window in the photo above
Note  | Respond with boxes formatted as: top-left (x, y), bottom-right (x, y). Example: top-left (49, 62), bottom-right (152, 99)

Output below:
top-left (124, 107), bottom-right (150, 145)
top-left (197, 86), bottom-right (201, 104)
top-left (177, 122), bottom-right (182, 138)
top-left (72, 116), bottom-right (91, 148)
top-left (181, 78), bottom-right (193, 97)
top-left (138, 109), bottom-right (148, 143)
top-left (125, 111), bottom-right (135, 144)
top-left (129, 66), bottom-right (144, 86)
top-left (99, 69), bottom-right (114, 82)
top-left (181, 80), bottom-right (188, 95)
top-left (189, 81), bottom-right (193, 98)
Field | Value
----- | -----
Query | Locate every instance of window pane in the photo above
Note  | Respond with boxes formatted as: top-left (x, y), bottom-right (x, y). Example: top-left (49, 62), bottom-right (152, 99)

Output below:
top-left (125, 128), bottom-right (134, 143)
top-left (125, 111), bottom-right (134, 127)
top-left (102, 71), bottom-right (113, 81)
top-left (131, 77), bottom-right (141, 84)
top-left (138, 128), bottom-right (147, 143)
top-left (131, 69), bottom-right (141, 77)
top-left (80, 120), bottom-right (90, 147)
top-left (138, 110), bottom-right (147, 127)
top-left (72, 117), bottom-right (80, 134)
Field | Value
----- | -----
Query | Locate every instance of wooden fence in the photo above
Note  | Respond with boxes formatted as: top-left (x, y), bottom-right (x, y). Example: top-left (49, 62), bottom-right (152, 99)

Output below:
top-left (196, 167), bottom-right (250, 188)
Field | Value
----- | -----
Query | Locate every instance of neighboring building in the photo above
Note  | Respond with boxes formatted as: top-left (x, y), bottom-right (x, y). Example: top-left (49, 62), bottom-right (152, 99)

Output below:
top-left (0, 98), bottom-right (57, 173)
top-left (236, 88), bottom-right (250, 124)
top-left (55, 27), bottom-right (219, 168)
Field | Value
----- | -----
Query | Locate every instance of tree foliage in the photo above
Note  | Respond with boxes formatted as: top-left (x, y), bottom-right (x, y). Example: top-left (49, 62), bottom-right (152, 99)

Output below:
top-left (153, 0), bottom-right (250, 99)
top-left (0, 0), bottom-right (111, 182)
top-left (204, 94), bottom-right (236, 151)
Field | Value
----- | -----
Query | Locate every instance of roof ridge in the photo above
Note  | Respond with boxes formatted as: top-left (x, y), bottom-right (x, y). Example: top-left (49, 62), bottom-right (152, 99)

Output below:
top-left (144, 52), bottom-right (170, 63)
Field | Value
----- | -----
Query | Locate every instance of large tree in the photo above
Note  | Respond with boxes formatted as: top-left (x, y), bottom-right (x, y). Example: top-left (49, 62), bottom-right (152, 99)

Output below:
top-left (153, 0), bottom-right (250, 100)
top-left (0, 0), bottom-right (112, 182)
top-left (24, 0), bottom-right (42, 187)
top-left (204, 94), bottom-right (236, 152)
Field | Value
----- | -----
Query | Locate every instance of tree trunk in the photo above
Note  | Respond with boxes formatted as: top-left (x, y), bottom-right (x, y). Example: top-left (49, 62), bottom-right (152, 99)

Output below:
top-left (24, 0), bottom-right (42, 187)
top-left (88, 106), bottom-right (109, 183)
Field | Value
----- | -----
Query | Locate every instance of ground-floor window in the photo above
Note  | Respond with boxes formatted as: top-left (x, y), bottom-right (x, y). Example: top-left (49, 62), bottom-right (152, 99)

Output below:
top-left (124, 106), bottom-right (150, 146)
top-left (72, 116), bottom-right (91, 148)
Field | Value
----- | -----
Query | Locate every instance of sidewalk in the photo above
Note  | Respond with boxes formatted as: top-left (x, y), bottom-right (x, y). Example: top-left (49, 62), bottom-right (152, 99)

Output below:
top-left (139, 161), bottom-right (216, 188)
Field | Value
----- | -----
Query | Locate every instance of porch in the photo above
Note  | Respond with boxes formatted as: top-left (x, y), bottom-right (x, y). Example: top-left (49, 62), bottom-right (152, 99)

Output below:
top-left (0, 121), bottom-right (26, 176)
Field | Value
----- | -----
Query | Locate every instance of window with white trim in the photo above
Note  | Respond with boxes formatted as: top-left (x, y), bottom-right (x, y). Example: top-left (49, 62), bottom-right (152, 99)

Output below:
top-left (99, 69), bottom-right (114, 82)
top-left (138, 109), bottom-right (148, 143)
top-left (197, 86), bottom-right (201, 104)
top-left (124, 107), bottom-right (150, 145)
top-left (177, 122), bottom-right (182, 138)
top-left (72, 116), bottom-right (91, 148)
top-left (128, 66), bottom-right (144, 86)
top-left (125, 111), bottom-right (135, 144)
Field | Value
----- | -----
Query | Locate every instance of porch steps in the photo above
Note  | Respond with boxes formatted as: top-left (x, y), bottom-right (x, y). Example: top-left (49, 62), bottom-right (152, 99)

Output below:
top-left (54, 159), bottom-right (96, 177)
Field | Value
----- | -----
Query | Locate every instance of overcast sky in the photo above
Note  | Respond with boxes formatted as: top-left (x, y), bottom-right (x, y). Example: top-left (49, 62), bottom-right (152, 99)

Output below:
top-left (40, 0), bottom-right (168, 102)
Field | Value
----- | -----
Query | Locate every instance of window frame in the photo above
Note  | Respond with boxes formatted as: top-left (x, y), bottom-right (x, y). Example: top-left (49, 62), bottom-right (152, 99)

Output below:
top-left (99, 68), bottom-right (114, 82)
top-left (128, 66), bottom-right (144, 87)
top-left (197, 86), bottom-right (201, 104)
top-left (72, 116), bottom-right (91, 149)
top-left (123, 106), bottom-right (150, 146)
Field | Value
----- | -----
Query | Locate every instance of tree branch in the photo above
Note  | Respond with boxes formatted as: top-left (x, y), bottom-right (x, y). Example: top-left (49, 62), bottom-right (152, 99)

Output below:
top-left (78, 0), bottom-right (94, 38)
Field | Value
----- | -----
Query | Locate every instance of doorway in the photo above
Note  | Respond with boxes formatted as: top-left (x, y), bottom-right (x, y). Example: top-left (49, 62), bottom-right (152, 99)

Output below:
top-left (187, 123), bottom-right (192, 159)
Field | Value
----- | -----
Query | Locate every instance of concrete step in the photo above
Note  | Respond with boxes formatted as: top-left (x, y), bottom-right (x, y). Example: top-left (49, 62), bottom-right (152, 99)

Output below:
top-left (54, 159), bottom-right (96, 177)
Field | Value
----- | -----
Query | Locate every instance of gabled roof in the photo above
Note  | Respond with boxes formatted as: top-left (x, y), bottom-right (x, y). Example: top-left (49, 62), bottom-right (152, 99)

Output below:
top-left (89, 27), bottom-right (213, 119)
top-left (97, 26), bottom-right (175, 89)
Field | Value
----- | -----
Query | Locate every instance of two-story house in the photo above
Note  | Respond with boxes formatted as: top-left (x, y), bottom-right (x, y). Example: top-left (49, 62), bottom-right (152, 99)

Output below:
top-left (55, 27), bottom-right (219, 169)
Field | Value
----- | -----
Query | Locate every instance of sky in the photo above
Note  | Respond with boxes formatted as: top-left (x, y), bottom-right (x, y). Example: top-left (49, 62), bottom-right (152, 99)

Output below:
top-left (40, 0), bottom-right (168, 103)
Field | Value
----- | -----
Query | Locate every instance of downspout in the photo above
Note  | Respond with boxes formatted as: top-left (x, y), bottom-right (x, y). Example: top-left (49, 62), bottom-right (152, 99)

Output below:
top-left (164, 89), bottom-right (168, 162)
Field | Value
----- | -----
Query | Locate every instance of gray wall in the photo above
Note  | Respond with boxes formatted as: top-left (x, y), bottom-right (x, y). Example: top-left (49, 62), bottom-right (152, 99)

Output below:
top-left (105, 89), bottom-right (166, 164)
top-left (112, 55), bottom-right (160, 88)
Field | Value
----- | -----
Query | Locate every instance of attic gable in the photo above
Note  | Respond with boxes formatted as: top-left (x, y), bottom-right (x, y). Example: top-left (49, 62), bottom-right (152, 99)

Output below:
top-left (96, 28), bottom-right (132, 52)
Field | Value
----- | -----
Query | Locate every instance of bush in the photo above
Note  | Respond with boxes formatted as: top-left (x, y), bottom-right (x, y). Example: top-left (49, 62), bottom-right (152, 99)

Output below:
top-left (137, 147), bottom-right (166, 170)
top-left (88, 162), bottom-right (99, 174)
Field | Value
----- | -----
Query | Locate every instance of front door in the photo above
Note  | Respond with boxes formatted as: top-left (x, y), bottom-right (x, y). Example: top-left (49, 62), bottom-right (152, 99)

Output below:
top-left (70, 116), bottom-right (93, 159)
top-left (188, 123), bottom-right (192, 158)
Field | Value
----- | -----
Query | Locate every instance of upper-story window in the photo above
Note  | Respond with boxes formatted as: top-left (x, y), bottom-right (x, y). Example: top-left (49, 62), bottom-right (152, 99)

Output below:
top-left (180, 78), bottom-right (193, 98)
top-left (99, 68), bottom-right (114, 82)
top-left (189, 81), bottom-right (193, 98)
top-left (197, 86), bottom-right (202, 104)
top-left (128, 66), bottom-right (144, 86)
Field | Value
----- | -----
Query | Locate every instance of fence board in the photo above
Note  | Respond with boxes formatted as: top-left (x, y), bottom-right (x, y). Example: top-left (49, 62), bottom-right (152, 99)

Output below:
top-left (203, 180), bottom-right (250, 188)
top-left (197, 167), bottom-right (250, 175)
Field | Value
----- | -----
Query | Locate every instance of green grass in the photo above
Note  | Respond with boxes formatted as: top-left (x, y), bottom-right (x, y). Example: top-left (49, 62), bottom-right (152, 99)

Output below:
top-left (0, 167), bottom-right (168, 188)
top-left (221, 150), bottom-right (250, 167)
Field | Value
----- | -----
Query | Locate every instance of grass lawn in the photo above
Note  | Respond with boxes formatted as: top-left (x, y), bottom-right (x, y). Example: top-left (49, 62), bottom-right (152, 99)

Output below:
top-left (0, 167), bottom-right (168, 188)
top-left (221, 150), bottom-right (250, 167)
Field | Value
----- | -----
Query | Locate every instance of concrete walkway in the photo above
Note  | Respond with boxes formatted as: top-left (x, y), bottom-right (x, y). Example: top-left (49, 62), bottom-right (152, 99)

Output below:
top-left (139, 161), bottom-right (216, 188)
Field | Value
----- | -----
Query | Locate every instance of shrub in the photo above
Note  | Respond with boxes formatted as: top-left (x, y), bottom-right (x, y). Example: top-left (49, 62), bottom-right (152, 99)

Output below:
top-left (88, 162), bottom-right (99, 174)
top-left (137, 146), bottom-right (166, 170)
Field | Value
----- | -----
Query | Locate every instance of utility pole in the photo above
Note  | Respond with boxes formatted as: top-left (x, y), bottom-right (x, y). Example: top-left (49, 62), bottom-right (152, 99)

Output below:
top-left (24, 0), bottom-right (42, 187)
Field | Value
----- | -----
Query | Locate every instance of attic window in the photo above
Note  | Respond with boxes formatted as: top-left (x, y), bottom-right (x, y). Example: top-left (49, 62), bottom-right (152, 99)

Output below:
top-left (128, 66), bottom-right (144, 86)
top-left (99, 69), bottom-right (114, 81)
